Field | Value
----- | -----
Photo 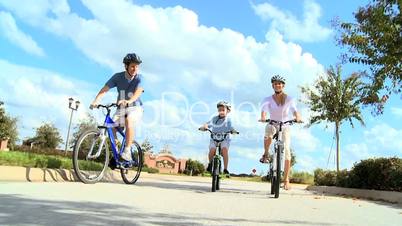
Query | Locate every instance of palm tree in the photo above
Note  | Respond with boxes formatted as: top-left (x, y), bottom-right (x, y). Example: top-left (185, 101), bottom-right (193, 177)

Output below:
top-left (300, 65), bottom-right (365, 172)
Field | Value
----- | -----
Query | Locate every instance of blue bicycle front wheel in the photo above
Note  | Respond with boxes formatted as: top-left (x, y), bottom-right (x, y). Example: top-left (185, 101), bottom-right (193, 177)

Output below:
top-left (72, 129), bottom-right (109, 184)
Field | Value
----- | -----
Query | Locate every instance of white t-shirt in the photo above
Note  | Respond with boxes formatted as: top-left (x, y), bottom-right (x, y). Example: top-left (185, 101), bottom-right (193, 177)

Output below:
top-left (261, 95), bottom-right (298, 122)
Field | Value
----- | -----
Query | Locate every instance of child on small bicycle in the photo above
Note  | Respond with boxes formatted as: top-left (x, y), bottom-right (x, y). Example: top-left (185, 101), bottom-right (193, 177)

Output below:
top-left (202, 101), bottom-right (235, 175)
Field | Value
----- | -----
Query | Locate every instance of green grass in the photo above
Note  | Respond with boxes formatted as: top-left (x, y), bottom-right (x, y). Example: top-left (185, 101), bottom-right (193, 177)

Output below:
top-left (0, 151), bottom-right (71, 169)
top-left (0, 151), bottom-right (103, 170)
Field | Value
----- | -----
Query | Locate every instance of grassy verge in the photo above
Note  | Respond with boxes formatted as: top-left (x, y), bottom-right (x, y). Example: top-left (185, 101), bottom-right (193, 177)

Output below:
top-left (0, 151), bottom-right (104, 171)
top-left (0, 151), bottom-right (72, 169)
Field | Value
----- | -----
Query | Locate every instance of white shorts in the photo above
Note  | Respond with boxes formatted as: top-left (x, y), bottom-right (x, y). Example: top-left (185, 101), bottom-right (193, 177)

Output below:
top-left (112, 106), bottom-right (143, 128)
top-left (209, 139), bottom-right (230, 150)
top-left (265, 124), bottom-right (291, 160)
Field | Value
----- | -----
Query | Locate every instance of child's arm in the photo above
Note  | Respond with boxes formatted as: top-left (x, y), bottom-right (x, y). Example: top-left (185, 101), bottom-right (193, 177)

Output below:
top-left (203, 118), bottom-right (213, 129)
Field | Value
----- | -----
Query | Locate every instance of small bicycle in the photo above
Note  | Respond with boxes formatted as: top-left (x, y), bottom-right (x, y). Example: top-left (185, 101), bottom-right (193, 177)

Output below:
top-left (199, 127), bottom-right (239, 192)
top-left (72, 103), bottom-right (143, 184)
top-left (259, 119), bottom-right (299, 198)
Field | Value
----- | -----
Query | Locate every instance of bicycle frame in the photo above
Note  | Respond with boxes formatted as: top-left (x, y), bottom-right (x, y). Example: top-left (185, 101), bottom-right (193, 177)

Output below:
top-left (260, 119), bottom-right (296, 182)
top-left (271, 126), bottom-right (285, 177)
top-left (212, 141), bottom-right (223, 173)
top-left (86, 107), bottom-right (127, 163)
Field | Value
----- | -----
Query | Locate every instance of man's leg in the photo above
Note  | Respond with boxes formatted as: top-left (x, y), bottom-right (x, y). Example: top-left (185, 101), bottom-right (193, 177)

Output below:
top-left (125, 116), bottom-right (134, 149)
top-left (121, 107), bottom-right (143, 161)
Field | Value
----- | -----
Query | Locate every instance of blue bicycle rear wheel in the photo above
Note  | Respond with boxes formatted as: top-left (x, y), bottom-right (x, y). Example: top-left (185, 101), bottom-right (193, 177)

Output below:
top-left (120, 141), bottom-right (143, 184)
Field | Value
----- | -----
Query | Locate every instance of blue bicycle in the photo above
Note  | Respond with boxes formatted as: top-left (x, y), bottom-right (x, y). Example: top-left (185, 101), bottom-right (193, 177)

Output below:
top-left (72, 103), bottom-right (143, 184)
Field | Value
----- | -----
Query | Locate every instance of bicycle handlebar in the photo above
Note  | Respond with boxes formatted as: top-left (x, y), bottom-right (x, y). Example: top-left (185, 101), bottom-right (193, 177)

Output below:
top-left (198, 127), bottom-right (240, 135)
top-left (91, 103), bottom-right (132, 110)
top-left (258, 119), bottom-right (302, 125)
top-left (96, 103), bottom-right (118, 109)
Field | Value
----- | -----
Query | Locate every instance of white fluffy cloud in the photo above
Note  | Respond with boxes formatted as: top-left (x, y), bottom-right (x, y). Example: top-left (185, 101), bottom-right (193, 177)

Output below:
top-left (0, 0), bottom-right (329, 172)
top-left (391, 107), bottom-right (402, 118)
top-left (0, 59), bottom-right (96, 143)
top-left (252, 0), bottom-right (332, 42)
top-left (0, 11), bottom-right (45, 56)
top-left (363, 123), bottom-right (402, 152)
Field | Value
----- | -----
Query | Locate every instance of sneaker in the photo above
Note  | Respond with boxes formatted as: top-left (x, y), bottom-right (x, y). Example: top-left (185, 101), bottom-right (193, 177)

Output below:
top-left (121, 147), bottom-right (132, 162)
top-left (223, 169), bottom-right (230, 175)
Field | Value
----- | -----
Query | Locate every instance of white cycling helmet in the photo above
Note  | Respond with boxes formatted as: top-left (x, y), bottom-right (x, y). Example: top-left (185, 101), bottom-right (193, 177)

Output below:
top-left (271, 74), bottom-right (286, 84)
top-left (217, 101), bottom-right (231, 111)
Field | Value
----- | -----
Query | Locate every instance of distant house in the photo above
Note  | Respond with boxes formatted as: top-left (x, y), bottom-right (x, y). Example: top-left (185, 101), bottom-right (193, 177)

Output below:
top-left (144, 151), bottom-right (187, 174)
top-left (0, 138), bottom-right (8, 151)
top-left (22, 138), bottom-right (37, 149)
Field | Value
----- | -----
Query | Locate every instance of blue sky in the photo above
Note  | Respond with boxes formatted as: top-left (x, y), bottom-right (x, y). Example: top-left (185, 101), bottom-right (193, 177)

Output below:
top-left (0, 0), bottom-right (400, 174)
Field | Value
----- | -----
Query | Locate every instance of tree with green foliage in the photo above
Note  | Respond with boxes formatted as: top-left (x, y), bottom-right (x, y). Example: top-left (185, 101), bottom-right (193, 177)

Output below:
top-left (184, 159), bottom-right (205, 176)
top-left (69, 113), bottom-right (97, 149)
top-left (336, 0), bottom-right (401, 114)
top-left (0, 101), bottom-right (18, 149)
top-left (300, 65), bottom-right (365, 172)
top-left (141, 138), bottom-right (154, 153)
top-left (31, 123), bottom-right (63, 149)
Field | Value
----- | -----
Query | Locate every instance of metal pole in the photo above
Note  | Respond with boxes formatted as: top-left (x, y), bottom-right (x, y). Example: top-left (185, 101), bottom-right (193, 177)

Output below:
top-left (65, 109), bottom-right (74, 153)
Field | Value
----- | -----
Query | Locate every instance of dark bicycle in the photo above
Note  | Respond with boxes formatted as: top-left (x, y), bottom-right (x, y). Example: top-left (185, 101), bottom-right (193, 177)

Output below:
top-left (259, 119), bottom-right (299, 198)
top-left (72, 103), bottom-right (143, 184)
top-left (199, 127), bottom-right (239, 192)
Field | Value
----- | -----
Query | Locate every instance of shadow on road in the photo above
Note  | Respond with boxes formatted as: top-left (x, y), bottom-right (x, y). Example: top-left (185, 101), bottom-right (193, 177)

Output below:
top-left (0, 194), bottom-right (345, 226)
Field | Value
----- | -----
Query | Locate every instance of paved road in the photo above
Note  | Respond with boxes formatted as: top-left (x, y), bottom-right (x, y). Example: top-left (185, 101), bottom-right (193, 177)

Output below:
top-left (0, 174), bottom-right (401, 226)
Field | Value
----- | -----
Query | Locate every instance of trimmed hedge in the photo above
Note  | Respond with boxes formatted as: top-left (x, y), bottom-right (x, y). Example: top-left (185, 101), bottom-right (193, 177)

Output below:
top-left (314, 157), bottom-right (402, 192)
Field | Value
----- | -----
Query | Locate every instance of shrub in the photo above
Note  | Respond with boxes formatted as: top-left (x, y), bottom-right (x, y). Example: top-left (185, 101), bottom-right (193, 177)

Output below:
top-left (348, 157), bottom-right (402, 191)
top-left (290, 171), bottom-right (314, 185)
top-left (313, 157), bottom-right (402, 192)
top-left (314, 168), bottom-right (337, 186)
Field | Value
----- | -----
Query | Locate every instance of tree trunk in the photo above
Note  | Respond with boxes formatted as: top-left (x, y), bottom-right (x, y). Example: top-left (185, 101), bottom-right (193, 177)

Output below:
top-left (335, 121), bottom-right (340, 173)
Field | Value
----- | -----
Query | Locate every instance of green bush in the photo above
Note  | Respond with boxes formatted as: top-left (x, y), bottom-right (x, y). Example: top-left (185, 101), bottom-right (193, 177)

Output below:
top-left (314, 157), bottom-right (402, 192)
top-left (46, 157), bottom-right (62, 169)
top-left (290, 171), bottom-right (314, 185)
top-left (146, 167), bottom-right (159, 174)
top-left (335, 169), bottom-right (350, 187)
top-left (184, 159), bottom-right (205, 176)
top-left (314, 168), bottom-right (337, 186)
top-left (349, 157), bottom-right (402, 191)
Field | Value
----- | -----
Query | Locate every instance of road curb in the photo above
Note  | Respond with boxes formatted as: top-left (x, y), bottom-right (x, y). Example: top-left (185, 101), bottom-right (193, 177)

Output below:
top-left (0, 165), bottom-right (122, 183)
top-left (307, 185), bottom-right (402, 204)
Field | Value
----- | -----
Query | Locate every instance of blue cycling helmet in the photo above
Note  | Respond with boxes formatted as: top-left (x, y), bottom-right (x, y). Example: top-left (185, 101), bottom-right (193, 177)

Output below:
top-left (123, 53), bottom-right (142, 65)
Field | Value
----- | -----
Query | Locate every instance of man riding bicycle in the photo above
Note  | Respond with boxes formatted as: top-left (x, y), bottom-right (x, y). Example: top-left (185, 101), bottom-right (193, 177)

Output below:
top-left (259, 75), bottom-right (302, 190)
top-left (90, 53), bottom-right (144, 162)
